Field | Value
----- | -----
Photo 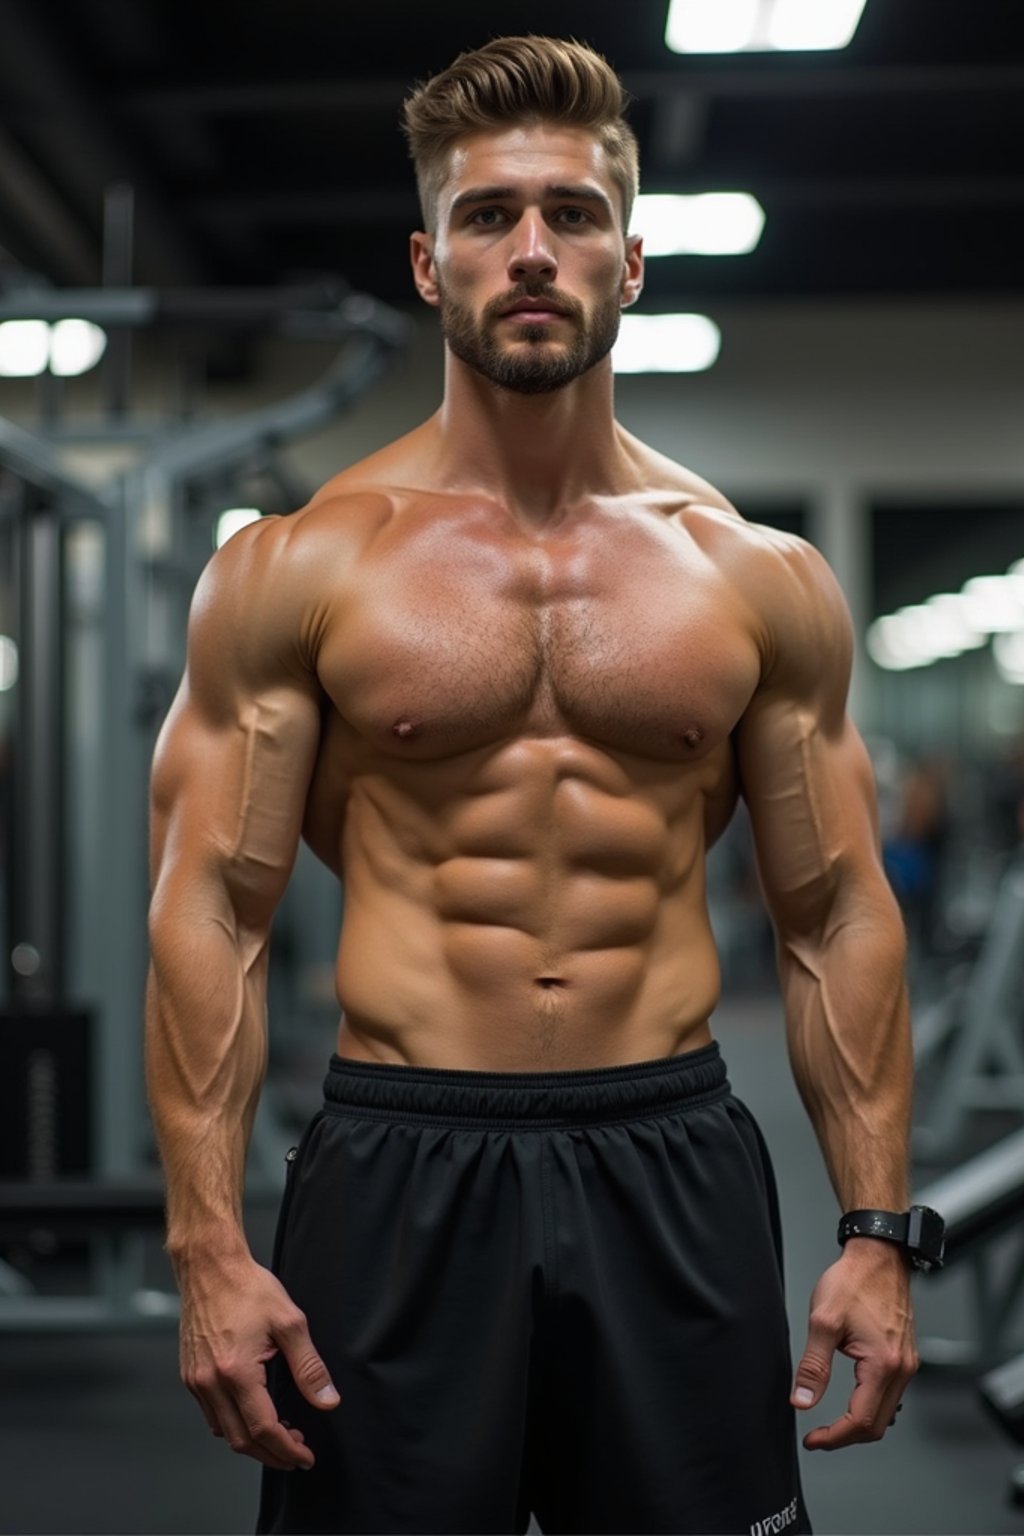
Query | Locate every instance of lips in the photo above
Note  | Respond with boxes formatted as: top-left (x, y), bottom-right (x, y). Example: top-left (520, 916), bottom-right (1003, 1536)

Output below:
top-left (501, 298), bottom-right (568, 317)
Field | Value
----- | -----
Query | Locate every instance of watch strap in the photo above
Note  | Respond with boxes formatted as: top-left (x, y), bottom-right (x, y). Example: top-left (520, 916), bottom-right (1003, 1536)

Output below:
top-left (837, 1209), bottom-right (910, 1246)
top-left (837, 1205), bottom-right (945, 1270)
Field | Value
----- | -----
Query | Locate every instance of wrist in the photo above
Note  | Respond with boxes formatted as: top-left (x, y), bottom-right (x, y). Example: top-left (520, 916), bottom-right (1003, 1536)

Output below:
top-left (837, 1234), bottom-right (912, 1268)
top-left (166, 1225), bottom-right (253, 1274)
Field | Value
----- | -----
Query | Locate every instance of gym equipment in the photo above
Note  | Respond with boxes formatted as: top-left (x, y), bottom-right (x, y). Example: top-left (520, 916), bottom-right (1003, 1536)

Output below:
top-left (979, 1350), bottom-right (1024, 1444)
top-left (0, 1007), bottom-right (91, 1178)
top-left (912, 851), bottom-right (1024, 1160)
top-left (977, 1352), bottom-right (1024, 1508)
top-left (0, 189), bottom-right (409, 1329)
top-left (915, 1125), bottom-right (1024, 1367)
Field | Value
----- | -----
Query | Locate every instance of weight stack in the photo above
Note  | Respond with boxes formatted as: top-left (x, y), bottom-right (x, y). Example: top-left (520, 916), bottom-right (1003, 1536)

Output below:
top-left (979, 1352), bottom-right (1024, 1447)
top-left (0, 1007), bottom-right (92, 1178)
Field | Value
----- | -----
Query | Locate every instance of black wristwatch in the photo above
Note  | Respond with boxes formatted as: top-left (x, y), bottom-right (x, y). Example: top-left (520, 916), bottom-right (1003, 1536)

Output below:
top-left (837, 1206), bottom-right (946, 1272)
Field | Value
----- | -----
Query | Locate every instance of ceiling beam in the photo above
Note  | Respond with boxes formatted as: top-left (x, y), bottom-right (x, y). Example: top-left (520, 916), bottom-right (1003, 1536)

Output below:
top-left (113, 64), bottom-right (1024, 118)
top-left (0, 123), bottom-right (97, 283)
top-left (0, 0), bottom-right (204, 285)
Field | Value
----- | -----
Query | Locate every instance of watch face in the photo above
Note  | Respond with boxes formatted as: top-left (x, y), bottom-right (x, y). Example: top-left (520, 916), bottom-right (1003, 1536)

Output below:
top-left (909, 1205), bottom-right (946, 1265)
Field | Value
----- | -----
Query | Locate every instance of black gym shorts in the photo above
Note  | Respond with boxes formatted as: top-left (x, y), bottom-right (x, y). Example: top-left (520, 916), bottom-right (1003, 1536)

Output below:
top-left (256, 1040), bottom-right (811, 1536)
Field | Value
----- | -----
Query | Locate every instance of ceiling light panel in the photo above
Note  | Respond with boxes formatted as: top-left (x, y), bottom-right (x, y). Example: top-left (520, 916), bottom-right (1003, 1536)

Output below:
top-left (635, 193), bottom-right (765, 256)
top-left (665, 0), bottom-right (868, 54)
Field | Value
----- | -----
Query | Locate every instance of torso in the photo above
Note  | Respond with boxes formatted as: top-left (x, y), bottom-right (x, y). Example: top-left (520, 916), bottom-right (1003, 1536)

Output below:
top-left (287, 435), bottom-right (773, 1071)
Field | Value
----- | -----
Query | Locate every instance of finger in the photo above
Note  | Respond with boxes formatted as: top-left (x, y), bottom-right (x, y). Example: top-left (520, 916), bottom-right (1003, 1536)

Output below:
top-left (233, 1379), bottom-right (317, 1469)
top-left (790, 1314), bottom-right (840, 1411)
top-left (275, 1315), bottom-right (340, 1411)
top-left (186, 1381), bottom-right (225, 1439)
top-left (877, 1373), bottom-right (912, 1435)
top-left (213, 1387), bottom-right (308, 1471)
top-left (802, 1360), bottom-right (904, 1452)
top-left (189, 1366), bottom-right (301, 1467)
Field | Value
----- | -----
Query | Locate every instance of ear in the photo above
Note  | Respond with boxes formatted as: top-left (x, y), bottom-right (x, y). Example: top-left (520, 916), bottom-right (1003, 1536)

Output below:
top-left (620, 234), bottom-right (644, 309)
top-left (410, 231), bottom-right (440, 308)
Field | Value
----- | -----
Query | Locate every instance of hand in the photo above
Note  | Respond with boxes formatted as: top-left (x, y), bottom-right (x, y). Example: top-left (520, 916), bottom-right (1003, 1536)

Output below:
top-left (177, 1251), bottom-right (340, 1470)
top-left (790, 1239), bottom-right (919, 1451)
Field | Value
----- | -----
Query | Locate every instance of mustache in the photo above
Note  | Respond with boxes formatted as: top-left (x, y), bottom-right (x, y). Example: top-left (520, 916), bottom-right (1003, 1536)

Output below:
top-left (483, 285), bottom-right (584, 323)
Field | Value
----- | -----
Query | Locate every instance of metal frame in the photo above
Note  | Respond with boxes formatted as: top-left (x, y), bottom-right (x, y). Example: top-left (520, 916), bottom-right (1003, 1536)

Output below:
top-left (913, 852), bottom-right (1024, 1160)
top-left (0, 281), bottom-right (409, 1329)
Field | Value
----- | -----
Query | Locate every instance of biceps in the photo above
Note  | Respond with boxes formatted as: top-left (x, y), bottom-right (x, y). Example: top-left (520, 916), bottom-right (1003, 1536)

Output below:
top-left (738, 703), bottom-right (881, 930)
top-left (150, 683), bottom-right (323, 932)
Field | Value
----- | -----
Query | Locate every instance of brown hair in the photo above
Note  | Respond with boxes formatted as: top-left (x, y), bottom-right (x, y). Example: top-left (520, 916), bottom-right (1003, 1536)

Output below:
top-left (401, 35), bottom-right (639, 232)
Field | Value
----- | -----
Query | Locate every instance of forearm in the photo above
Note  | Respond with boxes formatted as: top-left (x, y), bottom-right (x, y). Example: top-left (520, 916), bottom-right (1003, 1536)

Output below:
top-left (145, 910), bottom-right (270, 1264)
top-left (778, 890), bottom-right (913, 1211)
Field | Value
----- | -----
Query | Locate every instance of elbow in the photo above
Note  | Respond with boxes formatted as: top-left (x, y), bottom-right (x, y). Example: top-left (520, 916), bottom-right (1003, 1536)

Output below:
top-left (774, 858), bottom-right (908, 971)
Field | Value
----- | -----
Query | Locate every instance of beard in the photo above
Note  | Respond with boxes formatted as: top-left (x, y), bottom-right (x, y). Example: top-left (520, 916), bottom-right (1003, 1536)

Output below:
top-left (436, 277), bottom-right (623, 395)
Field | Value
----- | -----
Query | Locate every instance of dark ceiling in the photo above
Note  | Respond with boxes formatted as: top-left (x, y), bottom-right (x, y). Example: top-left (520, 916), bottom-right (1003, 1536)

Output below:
top-left (2, 0), bottom-right (1024, 314)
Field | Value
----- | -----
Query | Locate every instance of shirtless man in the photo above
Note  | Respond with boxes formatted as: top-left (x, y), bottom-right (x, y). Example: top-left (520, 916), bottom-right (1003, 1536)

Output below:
top-left (146, 36), bottom-right (930, 1536)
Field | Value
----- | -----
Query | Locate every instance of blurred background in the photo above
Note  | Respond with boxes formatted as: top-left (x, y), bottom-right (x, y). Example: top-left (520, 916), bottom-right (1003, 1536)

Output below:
top-left (1, 1), bottom-right (1024, 1531)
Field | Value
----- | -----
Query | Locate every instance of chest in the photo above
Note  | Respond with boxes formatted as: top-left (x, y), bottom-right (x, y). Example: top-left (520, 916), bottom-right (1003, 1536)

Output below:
top-left (317, 510), bottom-right (762, 762)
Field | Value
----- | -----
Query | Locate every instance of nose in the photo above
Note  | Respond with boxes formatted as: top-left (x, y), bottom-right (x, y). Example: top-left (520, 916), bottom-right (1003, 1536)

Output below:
top-left (507, 209), bottom-right (557, 284)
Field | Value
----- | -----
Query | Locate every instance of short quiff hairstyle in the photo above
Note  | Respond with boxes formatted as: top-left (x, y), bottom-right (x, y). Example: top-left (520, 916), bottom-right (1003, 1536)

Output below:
top-left (401, 35), bottom-right (640, 233)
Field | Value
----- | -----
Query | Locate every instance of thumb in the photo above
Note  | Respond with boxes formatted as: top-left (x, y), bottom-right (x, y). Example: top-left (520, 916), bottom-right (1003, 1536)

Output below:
top-left (280, 1325), bottom-right (340, 1411)
top-left (791, 1319), bottom-right (837, 1410)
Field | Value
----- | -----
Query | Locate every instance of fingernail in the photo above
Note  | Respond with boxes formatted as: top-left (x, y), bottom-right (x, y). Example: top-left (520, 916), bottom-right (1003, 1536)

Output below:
top-left (794, 1387), bottom-right (814, 1406)
top-left (316, 1385), bottom-right (340, 1404)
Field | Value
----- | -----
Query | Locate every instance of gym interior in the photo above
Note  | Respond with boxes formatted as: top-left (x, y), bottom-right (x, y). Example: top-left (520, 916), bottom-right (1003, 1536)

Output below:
top-left (2, 3), bottom-right (1024, 1532)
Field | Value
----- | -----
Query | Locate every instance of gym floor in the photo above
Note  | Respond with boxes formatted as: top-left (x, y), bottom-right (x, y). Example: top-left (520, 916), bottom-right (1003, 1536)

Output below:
top-left (1, 997), bottom-right (1021, 1536)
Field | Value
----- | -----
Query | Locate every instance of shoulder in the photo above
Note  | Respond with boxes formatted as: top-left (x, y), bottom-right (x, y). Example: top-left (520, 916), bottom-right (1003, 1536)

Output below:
top-left (721, 526), bottom-right (854, 714)
top-left (667, 502), bottom-right (853, 703)
top-left (191, 490), bottom-right (396, 669)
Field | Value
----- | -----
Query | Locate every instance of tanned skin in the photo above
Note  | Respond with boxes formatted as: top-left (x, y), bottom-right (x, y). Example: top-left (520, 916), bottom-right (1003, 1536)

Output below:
top-left (146, 122), bottom-right (917, 1473)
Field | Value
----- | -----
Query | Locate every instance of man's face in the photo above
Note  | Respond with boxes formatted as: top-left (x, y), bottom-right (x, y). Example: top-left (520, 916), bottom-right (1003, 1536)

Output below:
top-left (412, 124), bottom-right (643, 395)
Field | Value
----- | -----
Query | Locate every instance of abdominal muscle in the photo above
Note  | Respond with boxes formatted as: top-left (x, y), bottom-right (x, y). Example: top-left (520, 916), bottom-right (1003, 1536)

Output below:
top-left (329, 736), bottom-right (725, 1072)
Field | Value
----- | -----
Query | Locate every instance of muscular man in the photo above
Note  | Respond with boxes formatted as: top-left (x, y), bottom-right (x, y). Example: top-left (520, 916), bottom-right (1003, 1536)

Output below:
top-left (146, 36), bottom-right (920, 1536)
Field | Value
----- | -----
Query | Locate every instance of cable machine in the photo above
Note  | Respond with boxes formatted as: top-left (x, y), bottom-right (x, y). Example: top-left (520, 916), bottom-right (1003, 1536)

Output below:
top-left (0, 191), bottom-right (410, 1326)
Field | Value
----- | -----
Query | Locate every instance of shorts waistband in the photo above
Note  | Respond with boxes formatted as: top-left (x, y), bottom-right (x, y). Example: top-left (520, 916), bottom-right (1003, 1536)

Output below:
top-left (322, 1041), bottom-right (729, 1129)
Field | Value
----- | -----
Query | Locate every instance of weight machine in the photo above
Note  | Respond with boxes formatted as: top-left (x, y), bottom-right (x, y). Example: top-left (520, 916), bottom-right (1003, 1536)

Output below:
top-left (0, 223), bottom-right (410, 1327)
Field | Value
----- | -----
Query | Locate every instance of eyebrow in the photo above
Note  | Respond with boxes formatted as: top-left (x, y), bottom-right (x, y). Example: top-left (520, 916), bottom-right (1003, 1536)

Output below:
top-left (448, 183), bottom-right (614, 216)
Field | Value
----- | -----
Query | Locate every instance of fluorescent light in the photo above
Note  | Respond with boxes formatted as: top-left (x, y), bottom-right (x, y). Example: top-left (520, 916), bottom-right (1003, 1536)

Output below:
top-left (867, 601), bottom-right (983, 672)
top-left (0, 318), bottom-right (108, 377)
top-left (767, 0), bottom-right (868, 50)
top-left (0, 635), bottom-right (18, 691)
top-left (993, 630), bottom-right (1024, 685)
top-left (634, 193), bottom-right (765, 256)
top-left (215, 508), bottom-right (263, 549)
top-left (665, 0), bottom-right (868, 53)
top-left (894, 603), bottom-right (974, 661)
top-left (869, 568), bottom-right (1024, 673)
top-left (923, 594), bottom-right (988, 651)
top-left (866, 615), bottom-right (929, 671)
top-left (961, 574), bottom-right (1024, 633)
top-left (49, 319), bottom-right (107, 377)
top-left (665, 0), bottom-right (759, 53)
top-left (613, 313), bottom-right (721, 373)
top-left (0, 320), bottom-right (49, 377)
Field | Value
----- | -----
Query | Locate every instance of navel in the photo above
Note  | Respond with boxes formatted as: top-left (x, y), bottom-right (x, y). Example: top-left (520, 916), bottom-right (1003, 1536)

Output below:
top-left (535, 977), bottom-right (568, 990)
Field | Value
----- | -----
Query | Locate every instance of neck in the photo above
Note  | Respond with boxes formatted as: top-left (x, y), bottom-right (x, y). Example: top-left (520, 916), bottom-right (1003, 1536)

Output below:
top-left (427, 347), bottom-right (635, 523)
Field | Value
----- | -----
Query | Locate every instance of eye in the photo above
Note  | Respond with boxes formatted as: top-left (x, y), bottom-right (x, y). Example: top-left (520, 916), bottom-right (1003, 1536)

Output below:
top-left (557, 207), bottom-right (592, 226)
top-left (468, 207), bottom-right (507, 227)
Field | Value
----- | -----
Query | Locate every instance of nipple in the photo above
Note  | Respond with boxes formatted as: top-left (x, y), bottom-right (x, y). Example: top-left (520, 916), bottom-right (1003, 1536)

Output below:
top-left (392, 719), bottom-right (420, 741)
top-left (680, 726), bottom-right (705, 749)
